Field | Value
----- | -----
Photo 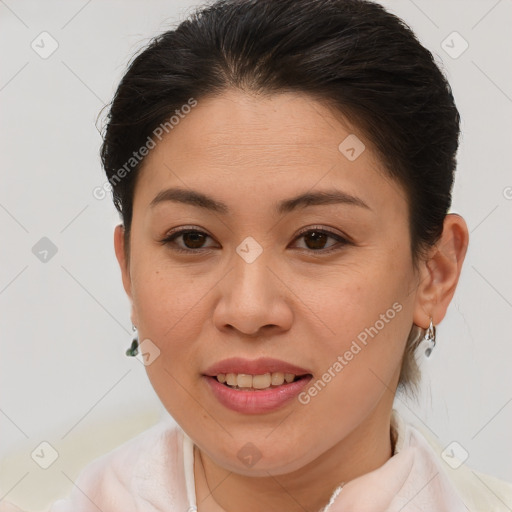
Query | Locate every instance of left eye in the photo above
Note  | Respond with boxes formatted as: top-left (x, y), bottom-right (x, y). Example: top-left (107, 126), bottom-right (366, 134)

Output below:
top-left (160, 227), bottom-right (350, 254)
top-left (291, 228), bottom-right (349, 253)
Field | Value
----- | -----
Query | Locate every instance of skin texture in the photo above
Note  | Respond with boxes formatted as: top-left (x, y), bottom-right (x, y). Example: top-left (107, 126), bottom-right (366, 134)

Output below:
top-left (114, 89), bottom-right (469, 512)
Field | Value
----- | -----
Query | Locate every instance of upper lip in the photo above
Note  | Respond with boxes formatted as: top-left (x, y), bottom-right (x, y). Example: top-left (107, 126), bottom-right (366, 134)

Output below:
top-left (203, 357), bottom-right (311, 377)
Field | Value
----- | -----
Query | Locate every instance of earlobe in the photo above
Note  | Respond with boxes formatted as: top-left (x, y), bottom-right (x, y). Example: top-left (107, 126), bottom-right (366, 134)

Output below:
top-left (114, 224), bottom-right (132, 300)
top-left (413, 213), bottom-right (469, 328)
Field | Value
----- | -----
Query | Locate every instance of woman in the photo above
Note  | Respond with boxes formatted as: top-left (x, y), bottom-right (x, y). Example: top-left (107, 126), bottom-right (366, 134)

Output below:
top-left (3, 0), bottom-right (511, 510)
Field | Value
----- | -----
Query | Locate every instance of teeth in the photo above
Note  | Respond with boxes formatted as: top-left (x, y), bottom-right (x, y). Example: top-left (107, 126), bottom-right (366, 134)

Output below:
top-left (216, 372), bottom-right (301, 389)
top-left (237, 374), bottom-right (253, 388)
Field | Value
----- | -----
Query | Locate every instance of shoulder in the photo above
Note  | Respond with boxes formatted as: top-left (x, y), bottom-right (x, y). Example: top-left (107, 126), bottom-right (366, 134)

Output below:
top-left (49, 419), bottom-right (184, 512)
top-left (394, 410), bottom-right (512, 512)
top-left (441, 458), bottom-right (512, 511)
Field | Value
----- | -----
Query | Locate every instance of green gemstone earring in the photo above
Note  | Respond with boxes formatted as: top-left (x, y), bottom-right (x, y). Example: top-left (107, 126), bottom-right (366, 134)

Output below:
top-left (126, 325), bottom-right (139, 357)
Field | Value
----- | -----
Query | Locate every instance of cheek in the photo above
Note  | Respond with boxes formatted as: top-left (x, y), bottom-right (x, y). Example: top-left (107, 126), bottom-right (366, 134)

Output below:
top-left (310, 252), bottom-right (414, 396)
top-left (130, 265), bottom-right (211, 419)
top-left (130, 257), bottom-right (211, 371)
top-left (320, 259), bottom-right (410, 345)
top-left (290, 284), bottom-right (410, 458)
top-left (130, 237), bottom-right (208, 329)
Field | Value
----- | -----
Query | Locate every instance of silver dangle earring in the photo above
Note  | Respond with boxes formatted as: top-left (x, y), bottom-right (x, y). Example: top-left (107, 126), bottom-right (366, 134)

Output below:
top-left (126, 325), bottom-right (139, 357)
top-left (423, 317), bottom-right (436, 358)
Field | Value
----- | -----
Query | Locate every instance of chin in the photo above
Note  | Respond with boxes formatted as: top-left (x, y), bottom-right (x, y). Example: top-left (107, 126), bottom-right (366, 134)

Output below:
top-left (208, 441), bottom-right (316, 477)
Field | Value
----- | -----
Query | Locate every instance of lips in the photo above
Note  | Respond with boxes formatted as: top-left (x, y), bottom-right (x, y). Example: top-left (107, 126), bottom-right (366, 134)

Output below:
top-left (203, 357), bottom-right (312, 377)
top-left (204, 374), bottom-right (313, 414)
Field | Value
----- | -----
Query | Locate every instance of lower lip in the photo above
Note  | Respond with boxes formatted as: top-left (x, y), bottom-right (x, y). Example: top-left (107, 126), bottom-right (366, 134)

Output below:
top-left (203, 375), bottom-right (313, 414)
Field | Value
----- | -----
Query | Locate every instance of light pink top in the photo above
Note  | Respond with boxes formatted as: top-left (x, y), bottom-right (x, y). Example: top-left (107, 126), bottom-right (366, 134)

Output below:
top-left (2, 409), bottom-right (511, 511)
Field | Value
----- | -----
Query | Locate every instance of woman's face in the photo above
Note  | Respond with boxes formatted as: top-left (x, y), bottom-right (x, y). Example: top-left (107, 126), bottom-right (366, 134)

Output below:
top-left (117, 89), bottom-right (425, 476)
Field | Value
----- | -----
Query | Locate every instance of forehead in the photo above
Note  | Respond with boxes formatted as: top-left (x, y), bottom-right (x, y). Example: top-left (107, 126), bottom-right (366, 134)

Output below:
top-left (158, 90), bottom-right (370, 164)
top-left (134, 89), bottom-right (406, 215)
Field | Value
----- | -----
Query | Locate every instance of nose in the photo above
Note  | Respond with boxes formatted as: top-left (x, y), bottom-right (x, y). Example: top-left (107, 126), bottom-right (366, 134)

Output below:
top-left (212, 248), bottom-right (293, 337)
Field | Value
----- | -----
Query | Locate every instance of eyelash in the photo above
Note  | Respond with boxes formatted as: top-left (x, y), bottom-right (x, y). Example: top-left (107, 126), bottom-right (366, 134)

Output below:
top-left (159, 225), bottom-right (351, 255)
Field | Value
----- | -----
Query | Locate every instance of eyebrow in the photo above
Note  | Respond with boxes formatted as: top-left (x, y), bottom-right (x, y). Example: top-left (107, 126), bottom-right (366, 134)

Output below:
top-left (149, 187), bottom-right (371, 214)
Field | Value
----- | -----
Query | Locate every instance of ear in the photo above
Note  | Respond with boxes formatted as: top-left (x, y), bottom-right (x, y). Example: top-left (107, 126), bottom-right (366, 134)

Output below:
top-left (413, 213), bottom-right (469, 329)
top-left (114, 224), bottom-right (138, 325)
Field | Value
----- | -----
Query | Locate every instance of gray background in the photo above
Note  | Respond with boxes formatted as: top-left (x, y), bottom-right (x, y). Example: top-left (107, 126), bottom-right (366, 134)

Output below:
top-left (1, 0), bottom-right (511, 506)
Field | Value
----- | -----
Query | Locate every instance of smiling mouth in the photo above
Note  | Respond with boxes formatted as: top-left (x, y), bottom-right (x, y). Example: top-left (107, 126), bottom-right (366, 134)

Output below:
top-left (214, 372), bottom-right (311, 391)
